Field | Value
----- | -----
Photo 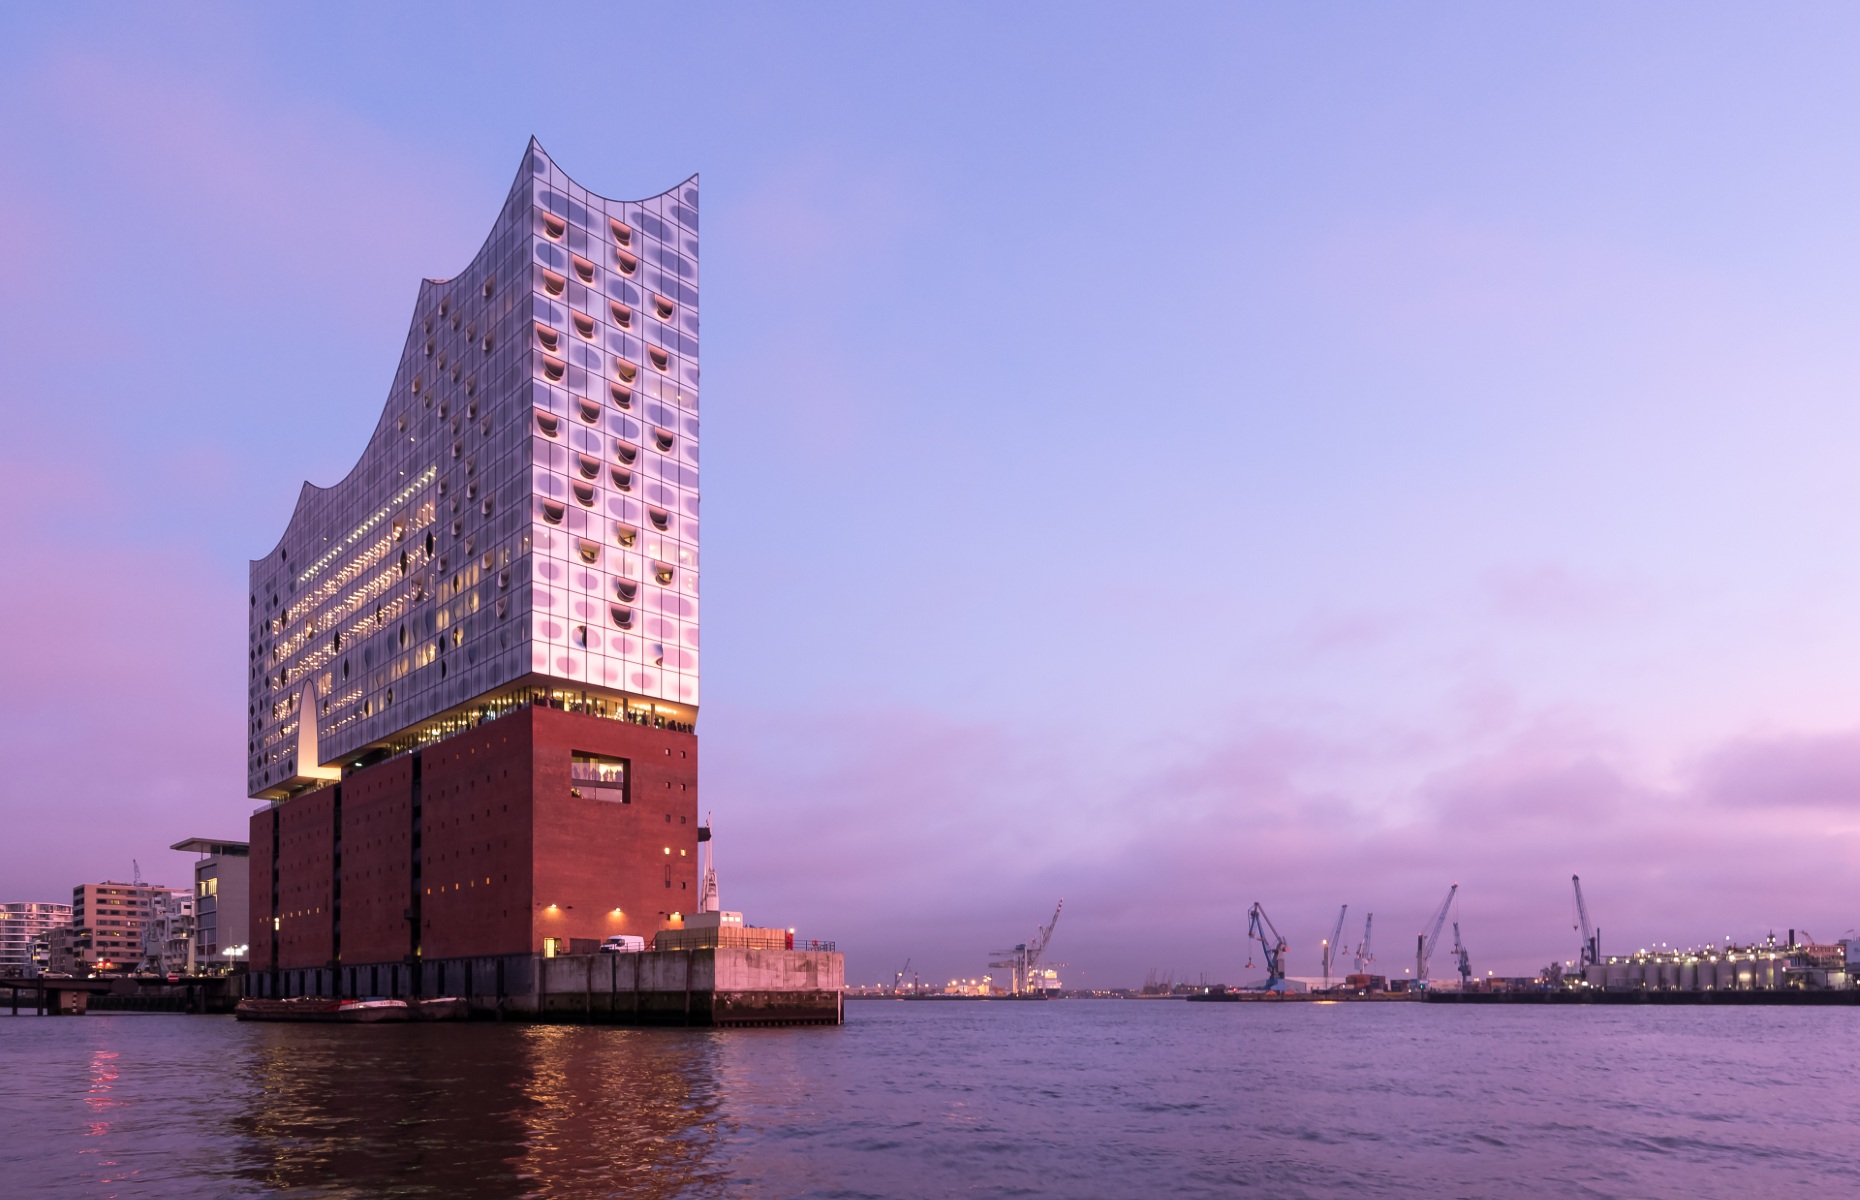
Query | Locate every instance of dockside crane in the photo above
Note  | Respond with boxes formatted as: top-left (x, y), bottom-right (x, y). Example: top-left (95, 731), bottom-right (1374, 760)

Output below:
top-left (1451, 921), bottom-right (1472, 987)
top-left (989, 899), bottom-right (1064, 994)
top-left (1353, 912), bottom-right (1375, 974)
top-left (1414, 884), bottom-right (1458, 988)
top-left (893, 958), bottom-right (912, 995)
top-left (1572, 875), bottom-right (1600, 970)
top-left (1322, 904), bottom-right (1348, 990)
top-left (1246, 902), bottom-right (1291, 991)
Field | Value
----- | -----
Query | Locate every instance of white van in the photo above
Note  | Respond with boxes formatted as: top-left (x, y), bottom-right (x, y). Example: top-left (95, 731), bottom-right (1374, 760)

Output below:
top-left (598, 935), bottom-right (647, 953)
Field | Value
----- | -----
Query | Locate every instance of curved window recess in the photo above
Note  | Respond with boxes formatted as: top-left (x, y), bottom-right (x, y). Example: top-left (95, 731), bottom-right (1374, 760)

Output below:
top-left (653, 562), bottom-right (676, 585)
top-left (542, 357), bottom-right (566, 382)
top-left (611, 467), bottom-right (633, 491)
top-left (578, 454), bottom-right (601, 479)
top-left (573, 482), bottom-right (596, 507)
top-left (423, 394), bottom-right (433, 410)
top-left (481, 498), bottom-right (495, 517)
top-left (648, 347), bottom-right (670, 371)
top-left (535, 324), bottom-right (560, 352)
top-left (424, 339), bottom-right (434, 358)
top-left (615, 359), bottom-right (638, 383)
top-left (611, 301), bottom-right (633, 328)
top-left (450, 365), bottom-right (461, 383)
top-left (483, 277), bottom-right (495, 298)
top-left (654, 296), bottom-right (675, 320)
top-left (466, 402), bottom-right (478, 420)
top-left (578, 398), bottom-right (601, 423)
top-left (648, 507), bottom-right (671, 531)
top-left (610, 605), bottom-right (634, 629)
top-left (616, 250), bottom-right (639, 275)
top-left (573, 256), bottom-right (596, 284)
top-left (542, 213), bottom-right (566, 240)
top-left (411, 377), bottom-right (423, 395)
top-left (498, 570), bottom-right (510, 589)
top-left (482, 334), bottom-right (495, 352)
top-left (425, 531), bottom-right (436, 555)
top-left (614, 440), bottom-right (638, 464)
top-left (496, 598), bottom-right (509, 619)
top-left (610, 384), bottom-right (633, 408)
top-left (610, 218), bottom-right (633, 246)
top-left (439, 401), bottom-right (451, 420)
top-left (440, 298), bottom-right (450, 318)
top-left (654, 429), bottom-right (675, 452)
top-left (399, 625), bottom-right (409, 649)
top-left (573, 624), bottom-right (589, 648)
top-left (542, 270), bottom-right (566, 296)
top-left (452, 313), bottom-right (461, 330)
top-left (541, 500), bottom-right (566, 525)
top-left (614, 525), bottom-right (637, 549)
top-left (451, 440), bottom-right (463, 459)
top-left (573, 312), bottom-right (596, 339)
top-left (451, 519), bottom-right (463, 537)
top-left (578, 540), bottom-right (602, 564)
top-left (397, 415), bottom-right (406, 432)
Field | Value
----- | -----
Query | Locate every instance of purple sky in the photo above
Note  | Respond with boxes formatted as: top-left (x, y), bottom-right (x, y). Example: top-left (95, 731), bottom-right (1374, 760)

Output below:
top-left (5, 4), bottom-right (1860, 986)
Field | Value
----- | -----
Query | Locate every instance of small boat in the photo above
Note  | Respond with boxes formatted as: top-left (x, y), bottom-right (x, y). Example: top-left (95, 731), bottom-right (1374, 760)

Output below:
top-left (411, 996), bottom-right (469, 1021)
top-left (235, 997), bottom-right (410, 1023)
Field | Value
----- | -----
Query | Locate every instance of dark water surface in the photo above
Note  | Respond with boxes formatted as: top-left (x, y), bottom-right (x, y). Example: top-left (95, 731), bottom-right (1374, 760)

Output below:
top-left (3, 1001), bottom-right (1857, 1198)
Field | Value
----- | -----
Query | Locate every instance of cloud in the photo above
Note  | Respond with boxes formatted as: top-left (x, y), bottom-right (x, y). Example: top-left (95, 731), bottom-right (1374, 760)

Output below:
top-left (1692, 729), bottom-right (1860, 812)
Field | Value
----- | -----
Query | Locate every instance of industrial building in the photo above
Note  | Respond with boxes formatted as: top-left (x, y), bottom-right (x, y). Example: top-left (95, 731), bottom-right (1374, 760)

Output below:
top-left (242, 142), bottom-right (838, 1021)
top-left (1571, 935), bottom-right (1856, 994)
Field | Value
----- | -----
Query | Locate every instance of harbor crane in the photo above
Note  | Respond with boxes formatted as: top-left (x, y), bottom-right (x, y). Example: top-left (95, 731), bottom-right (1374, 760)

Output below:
top-left (1322, 905), bottom-right (1348, 990)
top-left (989, 899), bottom-right (1063, 994)
top-left (1353, 912), bottom-right (1375, 974)
top-left (1451, 921), bottom-right (1472, 987)
top-left (1414, 884), bottom-right (1459, 988)
top-left (1246, 902), bottom-right (1291, 991)
top-left (1572, 875), bottom-right (1600, 970)
top-left (893, 958), bottom-right (912, 996)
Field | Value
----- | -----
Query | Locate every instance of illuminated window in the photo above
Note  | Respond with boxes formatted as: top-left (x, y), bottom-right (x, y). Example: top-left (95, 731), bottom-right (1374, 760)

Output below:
top-left (615, 359), bottom-right (638, 383)
top-left (653, 562), bottom-right (675, 585)
top-left (614, 526), bottom-right (637, 550)
top-left (578, 540), bottom-right (601, 564)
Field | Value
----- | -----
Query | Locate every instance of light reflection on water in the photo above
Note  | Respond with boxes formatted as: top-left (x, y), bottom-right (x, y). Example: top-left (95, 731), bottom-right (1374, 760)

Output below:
top-left (4, 1003), bottom-right (1860, 1198)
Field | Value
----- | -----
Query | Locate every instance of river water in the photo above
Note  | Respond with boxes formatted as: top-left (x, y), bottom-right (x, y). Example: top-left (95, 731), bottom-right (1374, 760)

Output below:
top-left (2, 1000), bottom-right (1856, 1198)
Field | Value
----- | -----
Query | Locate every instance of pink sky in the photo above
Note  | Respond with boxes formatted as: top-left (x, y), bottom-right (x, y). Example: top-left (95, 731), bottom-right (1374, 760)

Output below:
top-left (4, 5), bottom-right (1860, 985)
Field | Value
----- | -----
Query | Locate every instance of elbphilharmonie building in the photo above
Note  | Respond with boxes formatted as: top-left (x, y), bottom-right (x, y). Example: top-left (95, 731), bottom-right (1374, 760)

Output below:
top-left (246, 142), bottom-right (707, 986)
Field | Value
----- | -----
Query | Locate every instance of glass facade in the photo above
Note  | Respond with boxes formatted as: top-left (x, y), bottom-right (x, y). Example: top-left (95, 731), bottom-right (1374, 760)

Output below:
top-left (249, 141), bottom-right (699, 799)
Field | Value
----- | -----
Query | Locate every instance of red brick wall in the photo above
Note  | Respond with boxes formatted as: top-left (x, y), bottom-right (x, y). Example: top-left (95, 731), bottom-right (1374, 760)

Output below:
top-left (275, 785), bottom-right (336, 969)
top-left (256, 703), bottom-right (700, 968)
top-left (530, 706), bottom-right (698, 952)
top-left (248, 807), bottom-right (275, 969)
top-left (337, 756), bottom-right (415, 966)
top-left (420, 718), bottom-right (537, 959)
